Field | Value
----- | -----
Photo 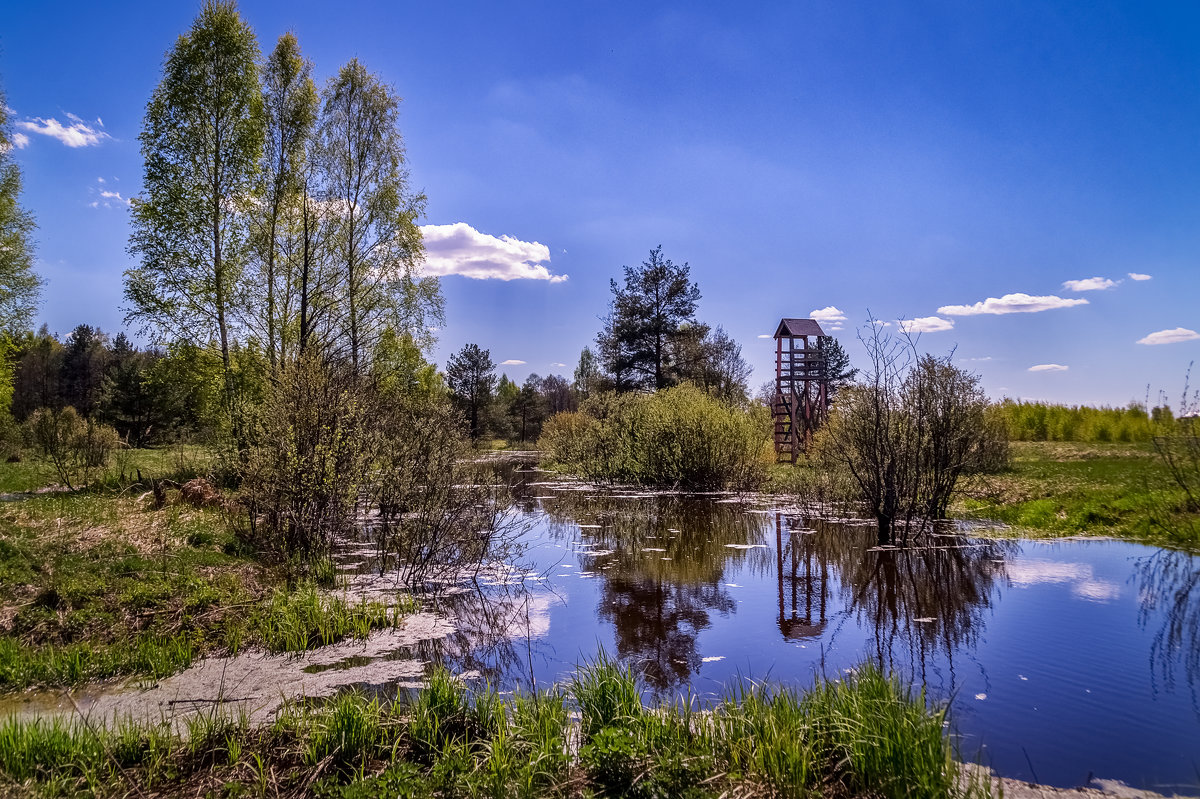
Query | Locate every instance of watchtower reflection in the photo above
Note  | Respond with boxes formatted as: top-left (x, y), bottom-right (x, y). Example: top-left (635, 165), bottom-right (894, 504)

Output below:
top-left (776, 512), bottom-right (829, 641)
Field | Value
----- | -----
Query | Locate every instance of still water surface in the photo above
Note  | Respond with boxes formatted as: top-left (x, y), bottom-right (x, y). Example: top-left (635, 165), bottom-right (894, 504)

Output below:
top-left (404, 470), bottom-right (1200, 795)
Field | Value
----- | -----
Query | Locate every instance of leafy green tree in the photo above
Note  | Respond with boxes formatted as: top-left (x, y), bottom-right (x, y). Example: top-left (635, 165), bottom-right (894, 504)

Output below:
top-left (125, 0), bottom-right (264, 428)
top-left (819, 335), bottom-right (857, 401)
top-left (574, 346), bottom-right (599, 399)
top-left (318, 58), bottom-right (442, 370)
top-left (372, 327), bottom-right (443, 399)
top-left (60, 324), bottom-right (110, 416)
top-left (513, 374), bottom-right (546, 443)
top-left (598, 246), bottom-right (701, 392)
top-left (12, 327), bottom-right (63, 418)
top-left (445, 343), bottom-right (495, 441)
top-left (0, 82), bottom-right (43, 431)
top-left (493, 374), bottom-right (519, 440)
top-left (0, 84), bottom-right (42, 336)
top-left (143, 341), bottom-right (228, 441)
top-left (99, 334), bottom-right (162, 446)
top-left (252, 32), bottom-right (318, 371)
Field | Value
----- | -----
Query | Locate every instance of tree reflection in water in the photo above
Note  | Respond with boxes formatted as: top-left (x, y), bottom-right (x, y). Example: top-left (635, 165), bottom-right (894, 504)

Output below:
top-left (775, 513), bottom-right (1014, 686)
top-left (1136, 546), bottom-right (1200, 707)
top-left (541, 493), bottom-right (769, 691)
top-left (532, 486), bottom-right (1013, 694)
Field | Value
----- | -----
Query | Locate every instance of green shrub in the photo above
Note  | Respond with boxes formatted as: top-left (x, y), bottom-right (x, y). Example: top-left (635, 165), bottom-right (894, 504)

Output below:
top-left (538, 384), bottom-right (771, 489)
top-left (24, 407), bottom-right (121, 489)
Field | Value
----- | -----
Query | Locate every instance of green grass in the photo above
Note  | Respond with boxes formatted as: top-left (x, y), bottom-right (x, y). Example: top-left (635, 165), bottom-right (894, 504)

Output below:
top-left (0, 444), bottom-right (214, 494)
top-left (255, 585), bottom-right (412, 654)
top-left (956, 441), bottom-right (1200, 547)
top-left (0, 659), bottom-right (990, 799)
top-left (0, 454), bottom-right (419, 690)
top-left (767, 440), bottom-right (1200, 548)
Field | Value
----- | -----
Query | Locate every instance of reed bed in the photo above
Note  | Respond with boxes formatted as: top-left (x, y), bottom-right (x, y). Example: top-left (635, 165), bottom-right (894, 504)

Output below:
top-left (0, 657), bottom-right (991, 798)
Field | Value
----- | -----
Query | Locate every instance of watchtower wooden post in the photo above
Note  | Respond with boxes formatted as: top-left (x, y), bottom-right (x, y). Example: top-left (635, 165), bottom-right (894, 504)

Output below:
top-left (772, 318), bottom-right (828, 463)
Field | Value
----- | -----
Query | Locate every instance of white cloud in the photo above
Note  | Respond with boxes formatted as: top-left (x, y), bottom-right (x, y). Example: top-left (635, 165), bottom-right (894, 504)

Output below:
top-left (1128, 272), bottom-right (1152, 281)
top-left (897, 316), bottom-right (954, 333)
top-left (1062, 276), bottom-right (1117, 292)
top-left (89, 178), bottom-right (130, 209)
top-left (1028, 364), bottom-right (1068, 372)
top-left (1137, 327), bottom-right (1200, 346)
top-left (16, 115), bottom-right (110, 148)
top-left (938, 293), bottom-right (1088, 316)
top-left (500, 359), bottom-right (526, 365)
top-left (11, 132), bottom-right (29, 149)
top-left (550, 362), bottom-right (566, 368)
top-left (810, 306), bottom-right (846, 324)
top-left (756, 334), bottom-right (772, 339)
top-left (420, 222), bottom-right (566, 282)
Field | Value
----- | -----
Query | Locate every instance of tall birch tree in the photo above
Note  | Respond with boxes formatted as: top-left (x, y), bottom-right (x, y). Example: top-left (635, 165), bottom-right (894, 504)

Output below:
top-left (251, 33), bottom-right (317, 372)
top-left (0, 86), bottom-right (41, 335)
top-left (318, 59), bottom-right (441, 371)
top-left (124, 0), bottom-right (263, 424)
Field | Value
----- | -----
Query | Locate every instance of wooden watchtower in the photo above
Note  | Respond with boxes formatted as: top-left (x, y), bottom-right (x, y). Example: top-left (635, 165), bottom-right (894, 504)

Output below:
top-left (772, 318), bottom-right (828, 463)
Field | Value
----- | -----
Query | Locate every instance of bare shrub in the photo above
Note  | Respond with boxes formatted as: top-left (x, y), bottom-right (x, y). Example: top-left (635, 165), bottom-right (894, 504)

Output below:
top-left (241, 354), bottom-right (371, 562)
top-left (1152, 365), bottom-right (1200, 513)
top-left (369, 392), bottom-right (522, 590)
top-left (817, 324), bottom-right (1003, 545)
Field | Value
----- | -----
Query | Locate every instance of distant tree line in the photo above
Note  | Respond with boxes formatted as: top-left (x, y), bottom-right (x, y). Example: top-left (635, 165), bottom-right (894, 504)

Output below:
top-left (438, 246), bottom-right (755, 445)
top-left (7, 325), bottom-right (226, 447)
top-left (991, 398), bottom-right (1171, 444)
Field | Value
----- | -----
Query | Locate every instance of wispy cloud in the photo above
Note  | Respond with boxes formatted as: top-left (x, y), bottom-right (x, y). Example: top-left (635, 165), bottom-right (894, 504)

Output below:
top-left (1137, 327), bottom-right (1199, 346)
top-left (550, 362), bottom-right (566, 368)
top-left (10, 132), bottom-right (29, 149)
top-left (420, 222), bottom-right (566, 282)
top-left (756, 334), bottom-right (772, 339)
top-left (500, 359), bottom-right (526, 365)
top-left (1028, 363), bottom-right (1069, 372)
top-left (16, 114), bottom-right (110, 148)
top-left (88, 178), bottom-right (130, 209)
top-left (897, 316), bottom-right (954, 333)
top-left (938, 293), bottom-right (1088, 316)
top-left (1128, 272), bottom-right (1152, 281)
top-left (1062, 276), bottom-right (1117, 292)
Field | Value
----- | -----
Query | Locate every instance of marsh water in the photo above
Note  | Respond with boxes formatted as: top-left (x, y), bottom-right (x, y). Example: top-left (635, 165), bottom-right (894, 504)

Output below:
top-left (372, 465), bottom-right (1200, 796)
top-left (8, 464), bottom-right (1199, 795)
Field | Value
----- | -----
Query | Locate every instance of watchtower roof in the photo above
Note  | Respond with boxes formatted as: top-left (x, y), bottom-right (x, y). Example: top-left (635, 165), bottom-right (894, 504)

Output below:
top-left (774, 318), bottom-right (825, 339)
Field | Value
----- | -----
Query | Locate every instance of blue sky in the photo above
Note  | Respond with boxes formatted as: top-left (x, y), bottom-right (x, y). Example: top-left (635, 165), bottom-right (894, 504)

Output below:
top-left (3, 1), bottom-right (1199, 406)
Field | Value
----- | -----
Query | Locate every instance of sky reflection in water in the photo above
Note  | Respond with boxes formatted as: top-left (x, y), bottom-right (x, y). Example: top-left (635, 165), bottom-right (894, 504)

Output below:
top-left (419, 471), bottom-right (1200, 795)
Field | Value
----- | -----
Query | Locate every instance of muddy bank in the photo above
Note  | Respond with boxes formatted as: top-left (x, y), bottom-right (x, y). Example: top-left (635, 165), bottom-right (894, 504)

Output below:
top-left (0, 611), bottom-right (455, 730)
top-left (992, 776), bottom-right (1182, 799)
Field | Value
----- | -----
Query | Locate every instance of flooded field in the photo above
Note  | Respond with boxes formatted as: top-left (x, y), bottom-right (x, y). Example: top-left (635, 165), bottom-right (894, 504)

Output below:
top-left (7, 464), bottom-right (1199, 795)
top-left (431, 468), bottom-right (1200, 796)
